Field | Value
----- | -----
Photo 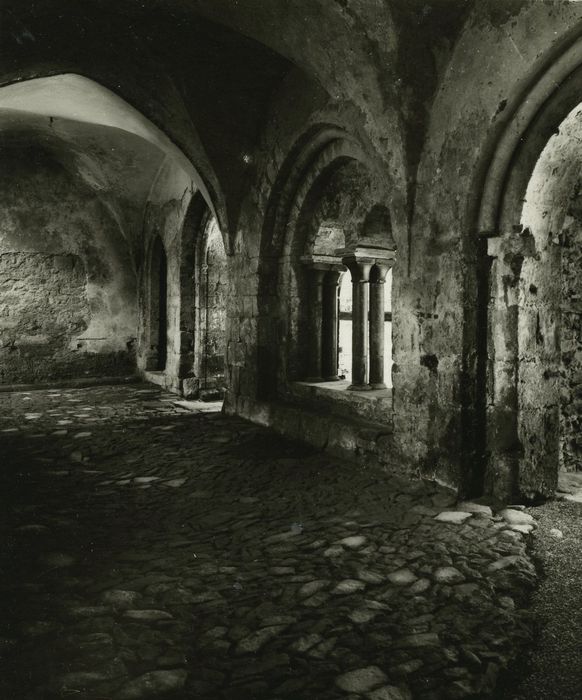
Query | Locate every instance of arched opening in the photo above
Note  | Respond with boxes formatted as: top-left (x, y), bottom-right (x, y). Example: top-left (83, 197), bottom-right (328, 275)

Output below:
top-left (197, 216), bottom-right (228, 400)
top-left (519, 102), bottom-right (582, 479)
top-left (257, 129), bottom-right (397, 444)
top-left (475, 43), bottom-right (582, 499)
top-left (173, 192), bottom-right (228, 402)
top-left (149, 236), bottom-right (168, 373)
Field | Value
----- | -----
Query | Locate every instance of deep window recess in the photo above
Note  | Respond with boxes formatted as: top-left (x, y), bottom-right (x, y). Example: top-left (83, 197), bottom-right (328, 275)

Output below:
top-left (302, 245), bottom-right (395, 390)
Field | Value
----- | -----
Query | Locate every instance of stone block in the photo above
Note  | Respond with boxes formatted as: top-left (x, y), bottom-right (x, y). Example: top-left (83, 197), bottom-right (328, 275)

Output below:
top-left (181, 377), bottom-right (200, 399)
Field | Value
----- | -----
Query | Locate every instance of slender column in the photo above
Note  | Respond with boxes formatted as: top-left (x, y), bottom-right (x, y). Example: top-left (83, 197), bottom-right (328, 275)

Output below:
top-left (369, 263), bottom-right (391, 389)
top-left (344, 259), bottom-right (372, 390)
top-left (322, 270), bottom-right (343, 380)
top-left (305, 268), bottom-right (326, 381)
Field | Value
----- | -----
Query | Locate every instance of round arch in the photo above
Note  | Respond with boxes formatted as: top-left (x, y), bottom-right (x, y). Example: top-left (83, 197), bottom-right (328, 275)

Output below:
top-left (476, 31), bottom-right (582, 235)
top-left (256, 125), bottom-right (394, 400)
top-left (473, 33), bottom-right (582, 499)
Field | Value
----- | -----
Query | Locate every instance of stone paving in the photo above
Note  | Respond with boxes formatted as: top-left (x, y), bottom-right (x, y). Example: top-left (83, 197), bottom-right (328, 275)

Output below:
top-left (0, 384), bottom-right (538, 699)
top-left (497, 472), bottom-right (582, 699)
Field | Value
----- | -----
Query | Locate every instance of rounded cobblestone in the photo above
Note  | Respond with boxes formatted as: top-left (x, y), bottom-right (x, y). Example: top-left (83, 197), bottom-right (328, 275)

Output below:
top-left (0, 384), bottom-right (538, 699)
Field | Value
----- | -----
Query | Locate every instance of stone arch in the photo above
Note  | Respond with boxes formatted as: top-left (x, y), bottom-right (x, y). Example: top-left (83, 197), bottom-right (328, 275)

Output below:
top-left (257, 124), bottom-right (390, 398)
top-left (475, 32), bottom-right (582, 235)
top-left (169, 194), bottom-right (228, 400)
top-left (474, 34), bottom-right (582, 499)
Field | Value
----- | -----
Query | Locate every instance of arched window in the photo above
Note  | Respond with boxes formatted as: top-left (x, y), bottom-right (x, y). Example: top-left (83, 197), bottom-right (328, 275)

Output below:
top-left (301, 208), bottom-right (396, 391)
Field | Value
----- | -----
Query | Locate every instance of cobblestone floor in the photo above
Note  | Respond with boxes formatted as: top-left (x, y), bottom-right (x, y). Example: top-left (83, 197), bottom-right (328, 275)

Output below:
top-left (0, 384), bottom-right (537, 700)
top-left (497, 472), bottom-right (582, 700)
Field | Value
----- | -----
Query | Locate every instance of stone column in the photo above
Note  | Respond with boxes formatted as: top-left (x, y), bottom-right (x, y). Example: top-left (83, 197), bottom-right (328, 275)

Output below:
top-left (344, 259), bottom-right (373, 390)
top-left (305, 268), bottom-right (326, 381)
top-left (485, 230), bottom-right (536, 500)
top-left (369, 263), bottom-right (391, 389)
top-left (322, 269), bottom-right (343, 380)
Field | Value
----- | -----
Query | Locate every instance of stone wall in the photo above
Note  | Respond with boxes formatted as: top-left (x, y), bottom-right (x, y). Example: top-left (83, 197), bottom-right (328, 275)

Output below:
top-left (1, 253), bottom-right (87, 382)
top-left (561, 223), bottom-right (582, 472)
top-left (0, 145), bottom-right (137, 384)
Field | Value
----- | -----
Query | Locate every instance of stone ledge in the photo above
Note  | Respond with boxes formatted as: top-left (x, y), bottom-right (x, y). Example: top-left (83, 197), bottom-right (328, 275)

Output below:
top-left (289, 380), bottom-right (393, 425)
top-left (295, 379), bottom-right (392, 398)
top-left (226, 393), bottom-right (396, 470)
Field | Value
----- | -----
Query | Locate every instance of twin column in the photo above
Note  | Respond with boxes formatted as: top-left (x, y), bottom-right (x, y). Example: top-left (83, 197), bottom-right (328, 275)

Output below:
top-left (304, 258), bottom-right (391, 389)
top-left (343, 258), bottom-right (391, 391)
top-left (306, 265), bottom-right (343, 381)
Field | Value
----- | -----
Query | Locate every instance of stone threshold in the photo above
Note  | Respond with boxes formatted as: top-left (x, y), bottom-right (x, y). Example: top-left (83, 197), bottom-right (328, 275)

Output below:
top-left (0, 374), bottom-right (139, 393)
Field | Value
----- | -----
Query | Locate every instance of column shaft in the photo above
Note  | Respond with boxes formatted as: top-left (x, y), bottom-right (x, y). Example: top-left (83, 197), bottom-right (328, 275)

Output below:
top-left (306, 269), bottom-right (325, 381)
top-left (322, 271), bottom-right (342, 380)
top-left (369, 264), bottom-right (390, 389)
top-left (348, 263), bottom-right (372, 390)
top-left (369, 279), bottom-right (386, 389)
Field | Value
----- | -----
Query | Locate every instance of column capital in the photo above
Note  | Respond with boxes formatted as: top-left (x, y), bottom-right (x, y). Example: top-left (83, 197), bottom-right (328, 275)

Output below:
top-left (323, 268), bottom-right (345, 286)
top-left (336, 243), bottom-right (396, 281)
top-left (341, 255), bottom-right (374, 282)
top-left (370, 262), bottom-right (392, 283)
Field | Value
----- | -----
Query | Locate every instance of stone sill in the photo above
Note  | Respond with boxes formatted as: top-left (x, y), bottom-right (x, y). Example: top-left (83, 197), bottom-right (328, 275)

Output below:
top-left (289, 380), bottom-right (393, 426)
top-left (295, 379), bottom-right (392, 399)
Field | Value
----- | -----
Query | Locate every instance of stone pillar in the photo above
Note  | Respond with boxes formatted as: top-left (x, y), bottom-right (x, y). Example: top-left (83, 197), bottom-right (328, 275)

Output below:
top-left (305, 268), bottom-right (326, 381)
top-left (485, 230), bottom-right (536, 500)
top-left (369, 263), bottom-right (391, 389)
top-left (322, 270), bottom-right (343, 380)
top-left (344, 259), bottom-right (373, 390)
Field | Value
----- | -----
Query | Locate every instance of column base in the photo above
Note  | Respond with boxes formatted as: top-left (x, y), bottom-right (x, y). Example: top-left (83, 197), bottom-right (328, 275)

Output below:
top-left (348, 383), bottom-right (372, 391)
top-left (323, 375), bottom-right (341, 382)
top-left (369, 382), bottom-right (387, 390)
top-left (304, 376), bottom-right (326, 383)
